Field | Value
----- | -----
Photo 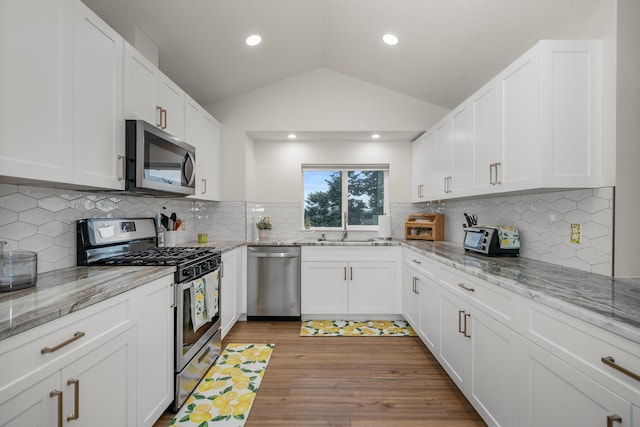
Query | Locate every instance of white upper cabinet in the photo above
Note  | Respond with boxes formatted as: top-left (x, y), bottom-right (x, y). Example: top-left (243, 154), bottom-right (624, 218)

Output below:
top-left (411, 133), bottom-right (427, 202)
top-left (124, 43), bottom-right (185, 140)
top-left (185, 94), bottom-right (222, 201)
top-left (0, 0), bottom-right (125, 189)
top-left (413, 39), bottom-right (602, 202)
top-left (471, 79), bottom-right (500, 193)
top-left (0, 0), bottom-right (74, 184)
top-left (73, 0), bottom-right (125, 189)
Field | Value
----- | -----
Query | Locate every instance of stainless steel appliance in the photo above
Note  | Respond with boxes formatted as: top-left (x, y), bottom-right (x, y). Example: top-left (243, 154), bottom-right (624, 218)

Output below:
top-left (125, 120), bottom-right (196, 196)
top-left (247, 246), bottom-right (301, 320)
top-left (77, 217), bottom-right (221, 411)
top-left (463, 226), bottom-right (520, 257)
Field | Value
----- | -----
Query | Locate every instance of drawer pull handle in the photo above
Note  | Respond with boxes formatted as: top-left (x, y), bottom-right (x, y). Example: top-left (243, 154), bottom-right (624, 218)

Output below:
top-left (458, 283), bottom-right (475, 292)
top-left (50, 389), bottom-right (63, 427)
top-left (601, 356), bottom-right (640, 382)
top-left (607, 414), bottom-right (622, 427)
top-left (41, 331), bottom-right (85, 354)
top-left (412, 259), bottom-right (422, 265)
top-left (67, 378), bottom-right (79, 421)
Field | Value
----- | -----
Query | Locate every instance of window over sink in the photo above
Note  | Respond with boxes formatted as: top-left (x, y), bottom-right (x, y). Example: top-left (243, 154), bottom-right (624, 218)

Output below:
top-left (302, 164), bottom-right (389, 230)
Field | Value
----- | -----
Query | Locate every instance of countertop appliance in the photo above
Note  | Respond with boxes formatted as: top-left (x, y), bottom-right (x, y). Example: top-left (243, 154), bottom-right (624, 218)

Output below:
top-left (247, 246), bottom-right (301, 320)
top-left (77, 217), bottom-right (222, 411)
top-left (463, 226), bottom-right (520, 257)
top-left (125, 120), bottom-right (196, 196)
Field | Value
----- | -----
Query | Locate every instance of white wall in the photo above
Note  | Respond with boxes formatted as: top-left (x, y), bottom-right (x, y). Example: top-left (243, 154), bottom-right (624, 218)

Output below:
top-left (251, 139), bottom-right (411, 203)
top-left (207, 67), bottom-right (449, 201)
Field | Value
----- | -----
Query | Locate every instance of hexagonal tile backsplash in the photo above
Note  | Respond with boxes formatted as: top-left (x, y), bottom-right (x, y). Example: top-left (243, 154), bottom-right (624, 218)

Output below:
top-left (0, 183), bottom-right (613, 276)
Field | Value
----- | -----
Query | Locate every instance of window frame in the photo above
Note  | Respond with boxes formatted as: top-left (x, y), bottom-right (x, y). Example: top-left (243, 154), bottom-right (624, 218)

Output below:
top-left (301, 164), bottom-right (390, 231)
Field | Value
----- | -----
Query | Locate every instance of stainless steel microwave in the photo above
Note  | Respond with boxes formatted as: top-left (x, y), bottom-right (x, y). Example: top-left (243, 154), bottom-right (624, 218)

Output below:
top-left (125, 120), bottom-right (196, 196)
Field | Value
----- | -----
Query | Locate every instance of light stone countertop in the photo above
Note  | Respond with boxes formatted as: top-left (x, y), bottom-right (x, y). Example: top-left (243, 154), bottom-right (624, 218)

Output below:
top-left (1, 238), bottom-right (638, 346)
top-left (0, 265), bottom-right (175, 341)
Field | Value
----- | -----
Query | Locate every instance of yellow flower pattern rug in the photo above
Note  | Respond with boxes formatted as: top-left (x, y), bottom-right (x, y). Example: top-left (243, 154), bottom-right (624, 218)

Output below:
top-left (169, 343), bottom-right (274, 427)
top-left (301, 320), bottom-right (416, 336)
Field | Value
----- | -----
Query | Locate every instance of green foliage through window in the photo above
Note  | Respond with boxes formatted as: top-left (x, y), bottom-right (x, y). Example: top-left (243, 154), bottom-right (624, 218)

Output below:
top-left (303, 168), bottom-right (387, 228)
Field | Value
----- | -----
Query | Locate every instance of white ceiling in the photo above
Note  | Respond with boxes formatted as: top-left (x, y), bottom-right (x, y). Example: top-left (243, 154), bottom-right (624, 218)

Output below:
top-left (81, 0), bottom-right (606, 110)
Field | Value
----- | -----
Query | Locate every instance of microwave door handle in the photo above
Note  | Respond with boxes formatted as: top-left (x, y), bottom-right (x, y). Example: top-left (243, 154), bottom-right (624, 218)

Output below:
top-left (183, 152), bottom-right (196, 187)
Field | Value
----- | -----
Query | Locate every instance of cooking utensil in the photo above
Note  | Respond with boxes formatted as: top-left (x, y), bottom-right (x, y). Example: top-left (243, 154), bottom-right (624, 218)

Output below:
top-left (160, 214), bottom-right (169, 231)
top-left (174, 219), bottom-right (181, 231)
top-left (0, 241), bottom-right (37, 291)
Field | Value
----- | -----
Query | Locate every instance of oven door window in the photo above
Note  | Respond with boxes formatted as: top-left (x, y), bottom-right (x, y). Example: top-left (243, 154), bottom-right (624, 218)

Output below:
top-left (181, 271), bottom-right (220, 356)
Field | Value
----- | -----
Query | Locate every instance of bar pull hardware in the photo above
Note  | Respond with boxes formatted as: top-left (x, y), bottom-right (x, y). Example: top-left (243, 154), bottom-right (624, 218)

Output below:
top-left (67, 378), bottom-right (79, 421)
top-left (350, 267), bottom-right (353, 280)
top-left (156, 106), bottom-right (163, 127)
top-left (412, 259), bottom-right (422, 265)
top-left (607, 414), bottom-right (622, 427)
top-left (601, 356), bottom-right (640, 382)
top-left (489, 163), bottom-right (495, 185)
top-left (201, 178), bottom-right (207, 194)
top-left (495, 162), bottom-right (502, 185)
top-left (458, 310), bottom-right (465, 334)
top-left (458, 283), bottom-right (475, 292)
top-left (117, 155), bottom-right (125, 181)
top-left (162, 108), bottom-right (168, 129)
top-left (41, 331), bottom-right (85, 354)
top-left (344, 267), bottom-right (347, 281)
top-left (412, 277), bottom-right (416, 293)
top-left (414, 277), bottom-right (419, 295)
top-left (50, 389), bottom-right (63, 427)
top-left (463, 313), bottom-right (471, 338)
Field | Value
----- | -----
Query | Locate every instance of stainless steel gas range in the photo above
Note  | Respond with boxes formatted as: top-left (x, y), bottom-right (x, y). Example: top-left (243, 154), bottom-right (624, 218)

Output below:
top-left (77, 217), bottom-right (222, 411)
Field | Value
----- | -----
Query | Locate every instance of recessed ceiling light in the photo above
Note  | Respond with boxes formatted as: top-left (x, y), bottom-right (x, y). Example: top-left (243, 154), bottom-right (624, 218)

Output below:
top-left (287, 133), bottom-right (297, 140)
top-left (382, 33), bottom-right (399, 46)
top-left (371, 133), bottom-right (381, 139)
top-left (245, 34), bottom-right (262, 47)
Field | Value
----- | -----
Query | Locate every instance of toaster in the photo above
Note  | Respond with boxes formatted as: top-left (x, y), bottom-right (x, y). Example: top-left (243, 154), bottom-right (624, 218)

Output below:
top-left (463, 226), bottom-right (520, 257)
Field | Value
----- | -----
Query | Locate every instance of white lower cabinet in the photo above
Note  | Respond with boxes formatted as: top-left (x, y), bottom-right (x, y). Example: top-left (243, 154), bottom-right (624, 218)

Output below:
top-left (522, 339), bottom-right (631, 427)
top-left (633, 406), bottom-right (640, 427)
top-left (301, 247), bottom-right (398, 316)
top-left (221, 248), bottom-right (242, 338)
top-left (0, 327), bottom-right (136, 427)
top-left (402, 266), bottom-right (420, 329)
top-left (0, 273), bottom-right (175, 427)
top-left (130, 275), bottom-right (174, 427)
top-left (438, 289), bottom-right (472, 390)
top-left (417, 273), bottom-right (440, 352)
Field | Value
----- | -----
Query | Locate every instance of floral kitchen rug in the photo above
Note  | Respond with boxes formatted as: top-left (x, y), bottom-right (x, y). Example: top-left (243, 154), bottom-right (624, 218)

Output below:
top-left (300, 320), bottom-right (416, 337)
top-left (169, 343), bottom-right (275, 427)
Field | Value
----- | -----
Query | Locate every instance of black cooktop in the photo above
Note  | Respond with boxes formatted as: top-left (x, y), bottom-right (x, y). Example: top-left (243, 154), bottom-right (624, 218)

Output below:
top-left (100, 246), bottom-right (218, 266)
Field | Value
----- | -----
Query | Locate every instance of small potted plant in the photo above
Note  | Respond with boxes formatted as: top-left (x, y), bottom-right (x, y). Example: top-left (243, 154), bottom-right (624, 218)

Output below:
top-left (256, 217), bottom-right (272, 240)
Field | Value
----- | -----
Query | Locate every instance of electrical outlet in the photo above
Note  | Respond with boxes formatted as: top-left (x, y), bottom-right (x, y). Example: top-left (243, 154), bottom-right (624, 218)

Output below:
top-left (570, 223), bottom-right (582, 244)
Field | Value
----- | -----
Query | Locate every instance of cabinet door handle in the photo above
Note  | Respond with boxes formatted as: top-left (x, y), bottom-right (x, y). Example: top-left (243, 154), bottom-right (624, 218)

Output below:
top-left (50, 390), bottom-right (63, 427)
top-left (350, 267), bottom-right (353, 280)
top-left (117, 155), bottom-right (125, 181)
top-left (41, 331), bottom-right (85, 354)
top-left (201, 178), bottom-right (207, 194)
top-left (414, 277), bottom-right (419, 295)
top-left (458, 283), bottom-right (475, 292)
top-left (156, 106), bottom-right (163, 127)
top-left (463, 313), bottom-right (471, 338)
top-left (601, 356), bottom-right (640, 382)
top-left (489, 163), bottom-right (495, 185)
top-left (607, 414), bottom-right (622, 427)
top-left (344, 267), bottom-right (347, 281)
top-left (458, 310), bottom-right (465, 334)
top-left (67, 378), bottom-right (79, 421)
top-left (162, 108), bottom-right (168, 129)
top-left (495, 162), bottom-right (502, 185)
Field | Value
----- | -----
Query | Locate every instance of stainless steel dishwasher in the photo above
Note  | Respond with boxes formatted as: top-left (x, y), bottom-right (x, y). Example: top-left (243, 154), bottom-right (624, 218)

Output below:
top-left (247, 246), bottom-right (301, 320)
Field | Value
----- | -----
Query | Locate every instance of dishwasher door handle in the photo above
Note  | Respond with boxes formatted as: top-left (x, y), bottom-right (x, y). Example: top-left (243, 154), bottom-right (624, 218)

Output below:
top-left (250, 252), bottom-right (299, 258)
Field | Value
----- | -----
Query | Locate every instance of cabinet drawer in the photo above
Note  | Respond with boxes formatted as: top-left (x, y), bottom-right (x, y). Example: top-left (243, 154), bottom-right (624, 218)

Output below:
top-left (439, 266), bottom-right (514, 325)
top-left (525, 301), bottom-right (640, 402)
top-left (0, 297), bottom-right (129, 390)
top-left (403, 248), bottom-right (438, 279)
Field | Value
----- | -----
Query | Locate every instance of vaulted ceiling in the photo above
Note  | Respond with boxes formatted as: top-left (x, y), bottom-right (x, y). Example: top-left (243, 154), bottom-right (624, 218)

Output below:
top-left (81, 0), bottom-right (607, 110)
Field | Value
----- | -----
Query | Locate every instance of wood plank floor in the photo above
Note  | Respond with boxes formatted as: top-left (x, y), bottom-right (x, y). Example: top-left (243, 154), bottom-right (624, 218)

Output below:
top-left (154, 321), bottom-right (486, 427)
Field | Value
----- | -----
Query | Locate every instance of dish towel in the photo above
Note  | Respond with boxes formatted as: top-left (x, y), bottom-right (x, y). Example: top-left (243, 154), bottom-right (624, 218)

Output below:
top-left (190, 278), bottom-right (208, 332)
top-left (203, 270), bottom-right (219, 322)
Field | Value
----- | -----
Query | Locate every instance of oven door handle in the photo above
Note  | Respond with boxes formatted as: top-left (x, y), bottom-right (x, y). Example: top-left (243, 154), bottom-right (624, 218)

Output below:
top-left (180, 267), bottom-right (221, 290)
